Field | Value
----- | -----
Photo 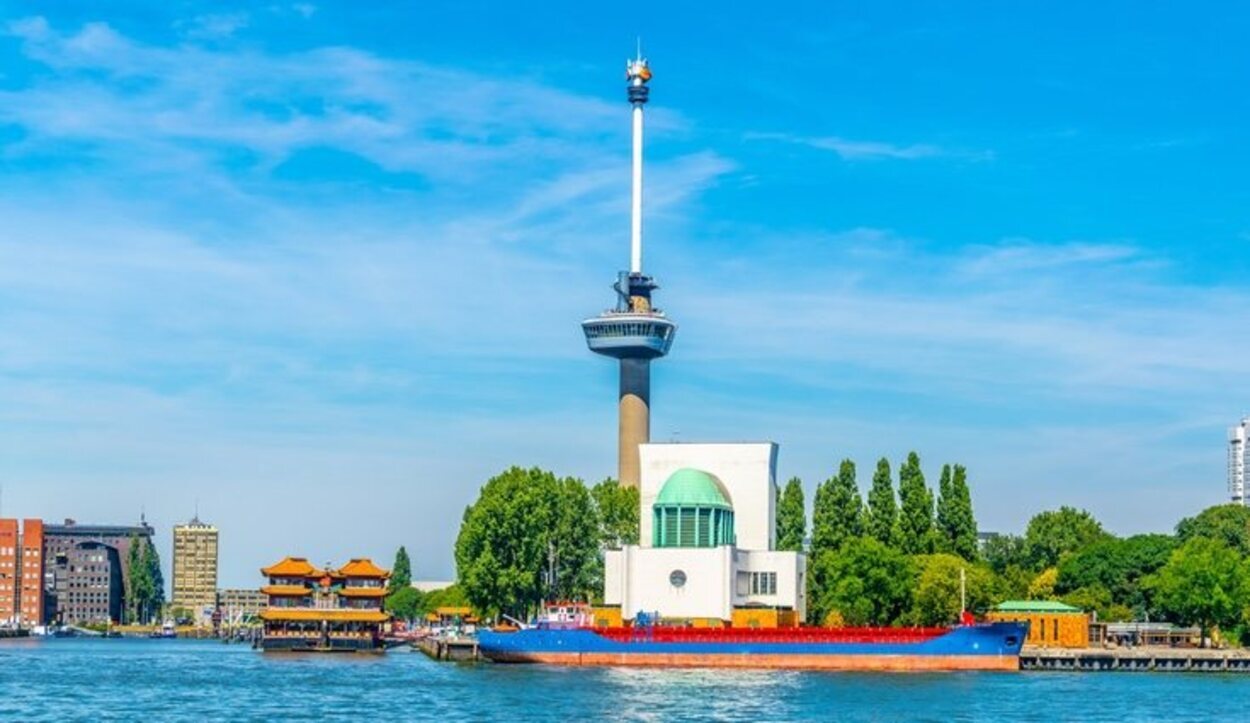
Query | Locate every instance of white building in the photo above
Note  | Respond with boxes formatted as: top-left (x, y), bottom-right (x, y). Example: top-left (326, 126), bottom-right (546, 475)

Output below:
top-left (602, 442), bottom-right (806, 623)
top-left (1230, 418), bottom-right (1248, 506)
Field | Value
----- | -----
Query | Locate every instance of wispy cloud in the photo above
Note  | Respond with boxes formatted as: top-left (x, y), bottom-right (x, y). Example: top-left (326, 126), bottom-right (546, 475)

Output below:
top-left (745, 131), bottom-right (992, 161)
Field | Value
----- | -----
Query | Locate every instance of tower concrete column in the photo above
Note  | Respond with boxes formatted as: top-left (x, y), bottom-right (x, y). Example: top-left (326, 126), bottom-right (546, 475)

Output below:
top-left (618, 358), bottom-right (650, 487)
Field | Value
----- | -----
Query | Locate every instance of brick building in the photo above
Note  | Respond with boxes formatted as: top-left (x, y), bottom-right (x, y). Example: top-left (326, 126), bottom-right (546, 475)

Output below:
top-left (0, 519), bottom-right (45, 628)
top-left (43, 519), bottom-right (155, 625)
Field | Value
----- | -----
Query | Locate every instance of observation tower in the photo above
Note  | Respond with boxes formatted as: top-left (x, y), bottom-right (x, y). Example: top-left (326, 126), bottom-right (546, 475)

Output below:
top-left (581, 50), bottom-right (677, 488)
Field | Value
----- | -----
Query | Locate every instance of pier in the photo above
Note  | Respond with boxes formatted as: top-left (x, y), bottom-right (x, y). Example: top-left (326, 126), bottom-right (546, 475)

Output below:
top-left (415, 635), bottom-right (480, 662)
top-left (1022, 647), bottom-right (1250, 672)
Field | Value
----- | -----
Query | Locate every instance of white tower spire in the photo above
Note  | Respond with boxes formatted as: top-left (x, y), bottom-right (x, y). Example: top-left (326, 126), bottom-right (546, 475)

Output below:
top-left (626, 48), bottom-right (651, 274)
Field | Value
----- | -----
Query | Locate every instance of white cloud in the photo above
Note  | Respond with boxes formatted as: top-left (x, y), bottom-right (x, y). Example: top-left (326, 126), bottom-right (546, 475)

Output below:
top-left (746, 131), bottom-right (992, 161)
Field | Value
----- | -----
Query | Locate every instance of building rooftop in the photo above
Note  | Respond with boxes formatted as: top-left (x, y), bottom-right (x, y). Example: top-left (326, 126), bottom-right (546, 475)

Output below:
top-left (995, 600), bottom-right (1083, 613)
top-left (655, 468), bottom-right (732, 509)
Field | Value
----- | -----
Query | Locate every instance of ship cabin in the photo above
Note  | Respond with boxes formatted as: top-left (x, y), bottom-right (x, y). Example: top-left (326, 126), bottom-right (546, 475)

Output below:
top-left (258, 556), bottom-right (391, 652)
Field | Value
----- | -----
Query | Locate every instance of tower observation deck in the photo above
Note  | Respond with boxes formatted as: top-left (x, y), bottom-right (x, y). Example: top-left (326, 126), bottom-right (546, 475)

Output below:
top-left (581, 51), bottom-right (677, 488)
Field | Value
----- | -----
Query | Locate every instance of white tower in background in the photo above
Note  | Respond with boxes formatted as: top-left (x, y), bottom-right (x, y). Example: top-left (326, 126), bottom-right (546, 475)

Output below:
top-left (1229, 418), bottom-right (1248, 505)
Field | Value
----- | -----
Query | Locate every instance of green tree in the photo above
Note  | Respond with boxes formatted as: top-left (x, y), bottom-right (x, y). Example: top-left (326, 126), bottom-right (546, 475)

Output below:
top-left (776, 477), bottom-right (806, 552)
top-left (384, 586), bottom-right (425, 622)
top-left (455, 467), bottom-right (601, 620)
top-left (1028, 568), bottom-right (1058, 599)
top-left (1176, 504), bottom-right (1250, 556)
top-left (590, 479), bottom-right (639, 548)
top-left (1055, 534), bottom-right (1176, 618)
top-left (1148, 537), bottom-right (1250, 643)
top-left (897, 452), bottom-right (934, 554)
top-left (1059, 585), bottom-right (1133, 622)
top-left (1024, 506), bottom-right (1109, 569)
top-left (865, 458), bottom-right (898, 547)
top-left (811, 460), bottom-right (863, 555)
top-left (424, 583), bottom-right (470, 611)
top-left (982, 534), bottom-right (1027, 573)
top-left (809, 537), bottom-right (915, 626)
top-left (909, 554), bottom-right (995, 625)
top-left (125, 535), bottom-right (164, 624)
top-left (390, 546), bottom-right (413, 592)
top-left (936, 464), bottom-right (978, 560)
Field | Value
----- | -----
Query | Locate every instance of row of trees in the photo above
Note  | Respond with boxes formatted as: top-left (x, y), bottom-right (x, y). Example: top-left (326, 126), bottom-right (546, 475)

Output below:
top-left (775, 453), bottom-right (979, 625)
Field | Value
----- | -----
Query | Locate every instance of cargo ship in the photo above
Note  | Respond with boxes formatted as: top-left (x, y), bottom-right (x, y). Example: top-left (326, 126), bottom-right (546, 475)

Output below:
top-left (478, 617), bottom-right (1028, 671)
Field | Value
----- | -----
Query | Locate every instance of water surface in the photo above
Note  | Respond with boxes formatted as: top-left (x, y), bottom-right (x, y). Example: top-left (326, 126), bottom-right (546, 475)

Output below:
top-left (1, 638), bottom-right (1245, 721)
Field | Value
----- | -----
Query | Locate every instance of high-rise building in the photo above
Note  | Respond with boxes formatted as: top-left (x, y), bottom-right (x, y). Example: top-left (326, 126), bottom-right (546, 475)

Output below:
top-left (172, 517), bottom-right (218, 625)
top-left (0, 519), bottom-right (46, 628)
top-left (581, 50), bottom-right (677, 487)
top-left (1230, 418), bottom-right (1248, 506)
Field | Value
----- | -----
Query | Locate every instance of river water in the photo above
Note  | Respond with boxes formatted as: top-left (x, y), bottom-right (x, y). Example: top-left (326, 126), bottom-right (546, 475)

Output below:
top-left (1, 638), bottom-right (1246, 721)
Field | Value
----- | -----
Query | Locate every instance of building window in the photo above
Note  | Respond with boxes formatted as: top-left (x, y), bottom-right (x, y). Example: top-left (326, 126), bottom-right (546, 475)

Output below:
top-left (750, 572), bottom-right (776, 596)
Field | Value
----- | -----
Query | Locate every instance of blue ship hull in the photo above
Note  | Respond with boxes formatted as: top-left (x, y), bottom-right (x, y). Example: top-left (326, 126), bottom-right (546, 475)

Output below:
top-left (478, 623), bottom-right (1027, 671)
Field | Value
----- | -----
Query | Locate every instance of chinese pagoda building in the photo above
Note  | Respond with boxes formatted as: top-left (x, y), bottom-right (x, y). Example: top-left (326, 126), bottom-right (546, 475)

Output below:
top-left (257, 556), bottom-right (390, 652)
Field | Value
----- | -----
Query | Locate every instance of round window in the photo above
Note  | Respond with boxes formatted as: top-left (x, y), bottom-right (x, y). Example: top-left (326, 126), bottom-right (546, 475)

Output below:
top-left (669, 569), bottom-right (687, 588)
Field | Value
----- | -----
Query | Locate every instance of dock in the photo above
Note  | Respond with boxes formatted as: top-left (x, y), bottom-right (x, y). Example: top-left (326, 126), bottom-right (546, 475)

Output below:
top-left (415, 635), bottom-right (480, 662)
top-left (1022, 646), bottom-right (1250, 672)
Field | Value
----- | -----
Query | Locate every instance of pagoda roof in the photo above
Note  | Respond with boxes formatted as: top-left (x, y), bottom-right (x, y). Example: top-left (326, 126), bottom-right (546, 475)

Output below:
top-left (261, 557), bottom-right (318, 577)
top-left (260, 609), bottom-right (390, 623)
top-left (337, 558), bottom-right (389, 578)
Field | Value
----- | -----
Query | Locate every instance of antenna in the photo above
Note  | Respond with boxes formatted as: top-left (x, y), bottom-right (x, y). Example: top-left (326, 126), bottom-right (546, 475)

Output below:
top-left (625, 46), bottom-right (652, 274)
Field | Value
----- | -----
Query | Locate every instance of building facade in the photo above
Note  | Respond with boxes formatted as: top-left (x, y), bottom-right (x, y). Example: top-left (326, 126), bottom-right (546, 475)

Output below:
top-left (217, 588), bottom-right (266, 624)
top-left (987, 600), bottom-right (1089, 648)
top-left (602, 443), bottom-right (806, 626)
top-left (44, 519), bottom-right (154, 624)
top-left (0, 519), bottom-right (45, 628)
top-left (172, 517), bottom-right (219, 626)
top-left (1230, 418), bottom-right (1248, 505)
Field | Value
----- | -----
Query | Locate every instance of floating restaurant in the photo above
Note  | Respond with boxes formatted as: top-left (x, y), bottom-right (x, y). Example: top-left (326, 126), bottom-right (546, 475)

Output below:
top-left (257, 556), bottom-right (390, 652)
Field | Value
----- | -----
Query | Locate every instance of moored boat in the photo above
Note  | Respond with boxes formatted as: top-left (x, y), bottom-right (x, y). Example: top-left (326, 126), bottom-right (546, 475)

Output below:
top-left (478, 621), bottom-right (1028, 671)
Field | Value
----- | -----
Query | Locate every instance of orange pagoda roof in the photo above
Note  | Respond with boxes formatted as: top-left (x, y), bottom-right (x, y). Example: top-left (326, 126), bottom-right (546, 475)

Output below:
top-left (260, 609), bottom-right (389, 623)
top-left (337, 558), bottom-right (389, 579)
top-left (261, 557), bottom-right (318, 577)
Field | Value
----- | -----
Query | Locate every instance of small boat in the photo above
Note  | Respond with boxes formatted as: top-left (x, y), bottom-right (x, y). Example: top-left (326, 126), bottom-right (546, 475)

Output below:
top-left (149, 622), bottom-right (177, 639)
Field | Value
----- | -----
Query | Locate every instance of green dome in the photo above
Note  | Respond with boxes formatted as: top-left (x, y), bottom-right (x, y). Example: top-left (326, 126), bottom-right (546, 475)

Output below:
top-left (655, 468), bottom-right (732, 509)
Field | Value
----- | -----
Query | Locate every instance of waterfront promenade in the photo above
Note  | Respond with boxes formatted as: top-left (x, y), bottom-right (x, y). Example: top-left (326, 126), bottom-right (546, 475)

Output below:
top-left (3, 637), bottom-right (1247, 722)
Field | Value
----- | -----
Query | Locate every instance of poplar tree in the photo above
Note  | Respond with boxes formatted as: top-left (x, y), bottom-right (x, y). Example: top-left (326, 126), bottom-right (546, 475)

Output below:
top-left (390, 546), bottom-right (413, 591)
top-left (897, 451), bottom-right (934, 554)
top-left (948, 465), bottom-right (979, 560)
top-left (812, 459), bottom-right (863, 556)
top-left (865, 457), bottom-right (898, 547)
top-left (935, 464), bottom-right (955, 553)
top-left (776, 477), bottom-right (806, 552)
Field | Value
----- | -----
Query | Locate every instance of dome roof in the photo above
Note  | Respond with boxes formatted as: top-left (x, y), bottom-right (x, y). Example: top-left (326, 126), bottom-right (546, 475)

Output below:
top-left (655, 468), bottom-right (732, 509)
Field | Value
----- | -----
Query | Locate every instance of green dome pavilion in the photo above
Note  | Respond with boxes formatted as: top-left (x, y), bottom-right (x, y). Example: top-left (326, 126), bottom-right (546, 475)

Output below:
top-left (652, 468), bottom-right (735, 548)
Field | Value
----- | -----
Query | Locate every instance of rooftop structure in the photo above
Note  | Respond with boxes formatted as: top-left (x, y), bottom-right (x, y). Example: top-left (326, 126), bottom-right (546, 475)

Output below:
top-left (582, 49), bottom-right (677, 487)
top-left (172, 516), bottom-right (218, 626)
top-left (257, 556), bottom-right (390, 652)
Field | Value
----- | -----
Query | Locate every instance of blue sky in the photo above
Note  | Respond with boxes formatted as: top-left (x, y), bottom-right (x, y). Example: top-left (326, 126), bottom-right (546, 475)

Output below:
top-left (1, 2), bottom-right (1247, 587)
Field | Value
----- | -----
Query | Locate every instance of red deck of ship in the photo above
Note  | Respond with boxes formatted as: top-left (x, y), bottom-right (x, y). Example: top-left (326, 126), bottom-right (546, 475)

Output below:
top-left (593, 626), bottom-right (950, 645)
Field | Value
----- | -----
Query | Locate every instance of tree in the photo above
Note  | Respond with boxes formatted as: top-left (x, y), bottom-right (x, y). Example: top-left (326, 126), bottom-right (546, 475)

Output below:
top-left (982, 534), bottom-right (1028, 573)
top-left (1149, 537), bottom-right (1250, 643)
top-left (1023, 507), bottom-right (1109, 569)
top-left (776, 477), bottom-right (806, 552)
top-left (455, 467), bottom-right (601, 620)
top-left (1176, 505), bottom-right (1250, 557)
top-left (1055, 534), bottom-right (1176, 619)
top-left (390, 546), bottom-right (413, 592)
top-left (809, 537), bottom-right (915, 626)
top-left (1059, 585), bottom-right (1132, 622)
top-left (909, 554), bottom-right (995, 625)
top-left (811, 460), bottom-right (863, 556)
top-left (1027, 568), bottom-right (1058, 600)
top-left (897, 452), bottom-right (934, 554)
top-left (385, 586), bottom-right (426, 622)
top-left (865, 458), bottom-right (898, 547)
top-left (590, 479), bottom-right (639, 549)
top-left (936, 464), bottom-right (978, 560)
top-left (125, 535), bottom-right (164, 624)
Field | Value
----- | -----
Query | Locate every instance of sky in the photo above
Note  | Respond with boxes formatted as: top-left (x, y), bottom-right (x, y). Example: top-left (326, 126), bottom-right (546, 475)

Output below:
top-left (1, 2), bottom-right (1248, 588)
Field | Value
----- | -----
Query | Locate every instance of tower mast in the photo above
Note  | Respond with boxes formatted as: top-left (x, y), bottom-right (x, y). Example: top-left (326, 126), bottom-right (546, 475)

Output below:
top-left (582, 49), bottom-right (675, 488)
